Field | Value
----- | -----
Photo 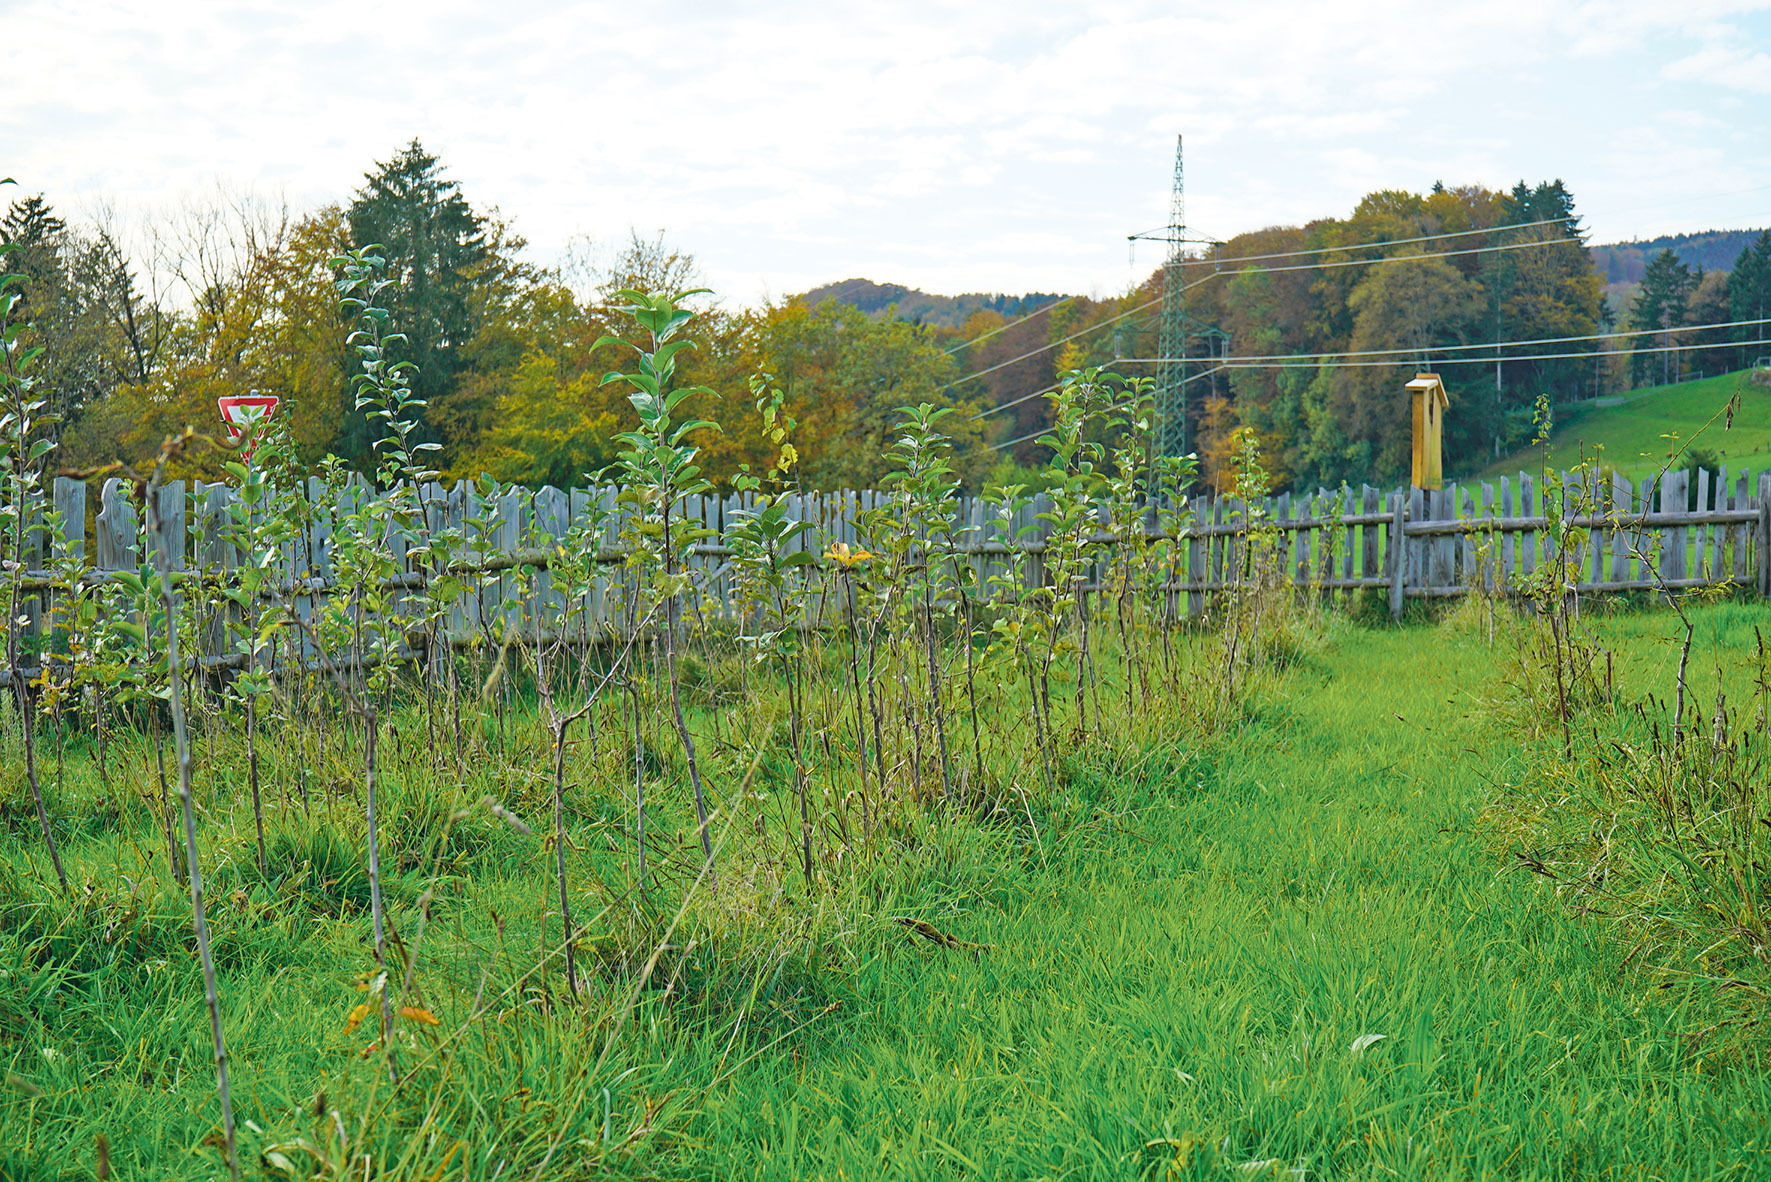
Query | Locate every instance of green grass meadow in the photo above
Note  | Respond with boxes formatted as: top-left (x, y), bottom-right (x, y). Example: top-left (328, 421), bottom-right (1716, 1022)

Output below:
top-left (5, 606), bottom-right (1771, 1179)
top-left (683, 607), bottom-right (1771, 1180)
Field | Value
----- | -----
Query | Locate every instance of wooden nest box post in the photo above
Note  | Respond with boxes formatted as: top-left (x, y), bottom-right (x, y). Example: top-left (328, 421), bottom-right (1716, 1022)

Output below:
top-left (1406, 373), bottom-right (1449, 490)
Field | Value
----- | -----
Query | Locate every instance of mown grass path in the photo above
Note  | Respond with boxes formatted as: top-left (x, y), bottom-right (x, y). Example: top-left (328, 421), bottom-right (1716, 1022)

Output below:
top-left (686, 624), bottom-right (1771, 1180)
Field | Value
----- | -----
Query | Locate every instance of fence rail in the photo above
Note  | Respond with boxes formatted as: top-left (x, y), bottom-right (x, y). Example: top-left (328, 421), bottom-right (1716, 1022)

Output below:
top-left (4, 465), bottom-right (1768, 682)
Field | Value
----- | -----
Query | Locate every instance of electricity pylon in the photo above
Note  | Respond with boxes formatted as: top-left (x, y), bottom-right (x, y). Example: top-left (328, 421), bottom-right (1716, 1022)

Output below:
top-left (1129, 135), bottom-right (1217, 457)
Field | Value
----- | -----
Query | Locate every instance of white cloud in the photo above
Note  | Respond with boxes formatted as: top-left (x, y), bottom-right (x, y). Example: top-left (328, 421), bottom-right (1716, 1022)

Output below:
top-left (1664, 44), bottom-right (1771, 92)
top-left (2, 0), bottom-right (1769, 304)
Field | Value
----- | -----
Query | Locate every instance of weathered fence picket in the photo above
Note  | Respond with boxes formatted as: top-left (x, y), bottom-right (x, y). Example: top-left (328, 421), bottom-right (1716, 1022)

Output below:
top-left (4, 465), bottom-right (1766, 685)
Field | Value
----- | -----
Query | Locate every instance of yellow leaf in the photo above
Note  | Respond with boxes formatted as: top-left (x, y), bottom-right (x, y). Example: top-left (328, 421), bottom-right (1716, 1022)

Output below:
top-left (343, 1003), bottom-right (370, 1034)
top-left (826, 542), bottom-right (873, 568)
top-left (400, 1005), bottom-right (441, 1026)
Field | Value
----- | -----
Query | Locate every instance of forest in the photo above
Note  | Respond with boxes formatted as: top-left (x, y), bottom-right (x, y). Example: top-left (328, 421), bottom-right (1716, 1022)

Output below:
top-left (6, 142), bottom-right (1770, 498)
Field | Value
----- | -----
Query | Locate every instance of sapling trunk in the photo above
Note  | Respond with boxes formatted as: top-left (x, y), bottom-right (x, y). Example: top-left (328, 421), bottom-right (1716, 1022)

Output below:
top-left (5, 539), bottom-right (67, 896)
top-left (151, 472), bottom-right (240, 1182)
top-left (9, 654), bottom-right (68, 895)
top-left (362, 707), bottom-right (393, 1078)
top-left (630, 675), bottom-right (648, 883)
top-left (157, 739), bottom-right (183, 883)
top-left (552, 718), bottom-right (578, 998)
top-left (247, 692), bottom-right (266, 877)
top-left (661, 514), bottom-right (715, 872)
top-left (842, 575), bottom-right (870, 828)
top-left (788, 658), bottom-right (813, 885)
top-left (923, 593), bottom-right (952, 802)
top-left (961, 588), bottom-right (983, 791)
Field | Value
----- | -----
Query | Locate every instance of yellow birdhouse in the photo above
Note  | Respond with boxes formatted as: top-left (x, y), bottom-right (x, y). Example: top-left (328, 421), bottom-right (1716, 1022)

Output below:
top-left (1406, 373), bottom-right (1449, 490)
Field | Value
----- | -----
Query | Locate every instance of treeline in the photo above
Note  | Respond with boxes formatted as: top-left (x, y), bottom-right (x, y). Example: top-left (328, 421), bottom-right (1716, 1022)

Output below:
top-left (3, 140), bottom-right (992, 490)
top-left (1592, 228), bottom-right (1768, 286)
top-left (8, 153), bottom-right (1768, 497)
top-left (942, 182), bottom-right (1770, 491)
top-left (1623, 233), bottom-right (1771, 388)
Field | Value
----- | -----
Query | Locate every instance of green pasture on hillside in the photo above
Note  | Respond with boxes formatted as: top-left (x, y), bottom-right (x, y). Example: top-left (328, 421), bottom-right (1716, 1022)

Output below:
top-left (1477, 368), bottom-right (1771, 484)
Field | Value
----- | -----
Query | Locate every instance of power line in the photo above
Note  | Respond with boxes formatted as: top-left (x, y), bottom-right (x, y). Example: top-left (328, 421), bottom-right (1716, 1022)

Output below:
top-left (1169, 216), bottom-right (1576, 268)
top-left (974, 362), bottom-right (1224, 422)
top-left (948, 235), bottom-right (1577, 395)
top-left (939, 295), bottom-right (1163, 390)
top-left (987, 425), bottom-right (1052, 453)
top-left (941, 220), bottom-right (1578, 374)
top-left (1109, 316), bottom-right (1771, 367)
top-left (1114, 336), bottom-right (1771, 371)
top-left (987, 341), bottom-right (1767, 455)
top-left (985, 367), bottom-right (1229, 449)
top-left (1183, 235), bottom-right (1576, 291)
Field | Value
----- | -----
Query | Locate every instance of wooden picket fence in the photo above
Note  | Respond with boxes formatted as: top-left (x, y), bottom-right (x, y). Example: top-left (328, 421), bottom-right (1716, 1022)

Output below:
top-left (4, 464), bottom-right (1768, 682)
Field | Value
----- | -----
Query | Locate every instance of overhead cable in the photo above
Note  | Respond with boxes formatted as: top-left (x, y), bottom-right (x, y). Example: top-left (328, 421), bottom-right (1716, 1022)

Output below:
top-left (1106, 316), bottom-right (1771, 367)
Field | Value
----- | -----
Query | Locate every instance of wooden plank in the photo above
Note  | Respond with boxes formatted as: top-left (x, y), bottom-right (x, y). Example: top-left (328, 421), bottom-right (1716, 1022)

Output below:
top-left (1272, 492), bottom-right (1290, 586)
top-left (146, 480), bottom-right (185, 575)
top-left (533, 485), bottom-right (569, 632)
top-left (1498, 476), bottom-right (1514, 587)
top-left (1331, 489), bottom-right (1345, 588)
top-left (1479, 482), bottom-right (1495, 591)
top-left (1389, 490), bottom-right (1406, 619)
top-left (1695, 467), bottom-right (1712, 579)
top-left (1585, 470), bottom-right (1606, 588)
top-left (1758, 473), bottom-right (1771, 597)
top-left (1662, 469), bottom-right (1688, 583)
top-left (1186, 495), bottom-right (1205, 617)
top-left (1456, 484), bottom-right (1477, 587)
top-left (1427, 486), bottom-right (1454, 590)
top-left (95, 477), bottom-right (139, 570)
top-left (1610, 472), bottom-right (1632, 584)
top-left (52, 476), bottom-right (85, 565)
top-left (1732, 472), bottom-right (1751, 580)
top-left (1208, 495), bottom-right (1225, 594)
top-left (1359, 485), bottom-right (1378, 582)
top-left (1519, 474), bottom-right (1536, 579)
top-left (1408, 486), bottom-right (1427, 591)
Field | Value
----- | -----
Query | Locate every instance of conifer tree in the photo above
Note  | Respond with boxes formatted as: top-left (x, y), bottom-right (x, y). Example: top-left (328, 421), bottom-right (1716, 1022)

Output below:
top-left (344, 139), bottom-right (491, 461)
top-left (1628, 249), bottom-right (1696, 387)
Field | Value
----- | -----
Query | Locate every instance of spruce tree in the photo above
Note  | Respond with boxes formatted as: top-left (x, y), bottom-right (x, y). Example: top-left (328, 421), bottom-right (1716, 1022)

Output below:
top-left (1628, 249), bottom-right (1696, 387)
top-left (344, 139), bottom-right (491, 462)
top-left (1726, 231), bottom-right (1771, 369)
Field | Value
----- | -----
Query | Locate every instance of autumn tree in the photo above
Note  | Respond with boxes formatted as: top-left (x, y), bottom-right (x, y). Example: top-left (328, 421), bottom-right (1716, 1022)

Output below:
top-left (66, 208), bottom-right (353, 475)
top-left (0, 195), bottom-right (165, 445)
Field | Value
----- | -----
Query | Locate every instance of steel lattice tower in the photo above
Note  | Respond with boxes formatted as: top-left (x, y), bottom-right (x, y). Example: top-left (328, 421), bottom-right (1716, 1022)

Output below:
top-left (1156, 136), bottom-right (1189, 456)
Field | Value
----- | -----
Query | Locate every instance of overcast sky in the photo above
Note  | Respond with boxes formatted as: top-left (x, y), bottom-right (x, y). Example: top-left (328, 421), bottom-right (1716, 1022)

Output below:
top-left (4, 0), bottom-right (1769, 307)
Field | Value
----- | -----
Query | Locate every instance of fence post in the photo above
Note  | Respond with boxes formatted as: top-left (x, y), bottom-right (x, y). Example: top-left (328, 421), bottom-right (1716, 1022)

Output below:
top-left (1389, 490), bottom-right (1406, 621)
top-left (1757, 473), bottom-right (1771, 597)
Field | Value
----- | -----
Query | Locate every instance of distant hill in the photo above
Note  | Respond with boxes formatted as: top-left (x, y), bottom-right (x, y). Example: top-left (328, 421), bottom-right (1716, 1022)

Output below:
top-left (794, 279), bottom-right (1068, 329)
top-left (1590, 229), bottom-right (1766, 286)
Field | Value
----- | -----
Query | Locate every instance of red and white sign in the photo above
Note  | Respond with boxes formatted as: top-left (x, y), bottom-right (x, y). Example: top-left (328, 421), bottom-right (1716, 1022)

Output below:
top-left (217, 395), bottom-right (280, 460)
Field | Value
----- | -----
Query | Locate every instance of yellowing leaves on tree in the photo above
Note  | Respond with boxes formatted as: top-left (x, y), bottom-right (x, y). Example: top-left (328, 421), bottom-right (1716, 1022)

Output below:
top-left (343, 1003), bottom-right (370, 1034)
